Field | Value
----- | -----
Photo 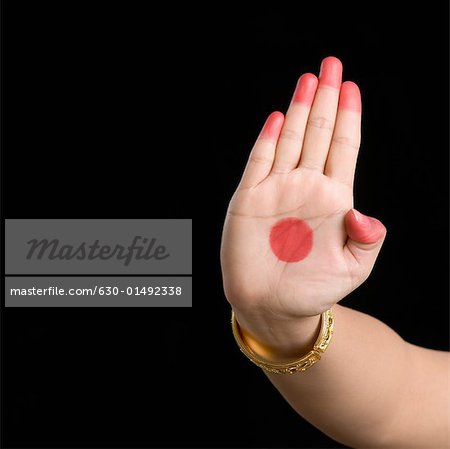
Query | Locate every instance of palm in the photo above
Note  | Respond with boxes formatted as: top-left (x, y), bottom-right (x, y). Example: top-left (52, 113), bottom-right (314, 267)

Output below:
top-left (221, 59), bottom-right (385, 320)
top-left (223, 169), bottom-right (355, 317)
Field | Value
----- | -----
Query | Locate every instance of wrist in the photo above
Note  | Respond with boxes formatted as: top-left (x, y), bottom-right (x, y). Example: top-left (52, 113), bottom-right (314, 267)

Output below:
top-left (232, 307), bottom-right (322, 362)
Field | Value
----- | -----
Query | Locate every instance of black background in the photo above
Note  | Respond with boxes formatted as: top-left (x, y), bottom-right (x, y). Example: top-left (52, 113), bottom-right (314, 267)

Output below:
top-left (2, 3), bottom-right (449, 448)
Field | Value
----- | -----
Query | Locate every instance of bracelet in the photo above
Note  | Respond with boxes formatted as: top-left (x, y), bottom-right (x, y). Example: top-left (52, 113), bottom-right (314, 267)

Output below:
top-left (231, 308), bottom-right (334, 374)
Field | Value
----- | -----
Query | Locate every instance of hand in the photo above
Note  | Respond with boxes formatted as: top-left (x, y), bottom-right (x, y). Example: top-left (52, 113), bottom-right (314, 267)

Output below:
top-left (221, 57), bottom-right (386, 352)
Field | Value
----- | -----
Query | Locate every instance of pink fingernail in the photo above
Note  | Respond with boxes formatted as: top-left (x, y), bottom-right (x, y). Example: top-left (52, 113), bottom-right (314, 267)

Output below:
top-left (352, 209), bottom-right (370, 225)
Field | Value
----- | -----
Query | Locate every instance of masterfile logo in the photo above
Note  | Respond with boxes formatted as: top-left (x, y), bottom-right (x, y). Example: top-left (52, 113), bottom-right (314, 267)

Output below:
top-left (26, 236), bottom-right (170, 266)
top-left (6, 219), bottom-right (192, 275)
top-left (5, 219), bottom-right (193, 307)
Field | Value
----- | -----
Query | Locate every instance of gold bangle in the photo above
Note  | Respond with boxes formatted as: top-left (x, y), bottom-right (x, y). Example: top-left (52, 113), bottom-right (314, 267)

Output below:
top-left (231, 308), bottom-right (334, 374)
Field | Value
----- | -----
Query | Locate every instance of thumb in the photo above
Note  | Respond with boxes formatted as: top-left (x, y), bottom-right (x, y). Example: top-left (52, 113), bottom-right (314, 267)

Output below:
top-left (344, 209), bottom-right (387, 269)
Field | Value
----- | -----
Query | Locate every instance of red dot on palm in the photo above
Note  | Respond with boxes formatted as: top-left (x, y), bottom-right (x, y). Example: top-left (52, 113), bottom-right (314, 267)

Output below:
top-left (269, 218), bottom-right (313, 263)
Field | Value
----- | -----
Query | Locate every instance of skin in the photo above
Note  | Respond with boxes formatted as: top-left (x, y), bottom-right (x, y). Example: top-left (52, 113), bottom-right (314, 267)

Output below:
top-left (220, 57), bottom-right (450, 448)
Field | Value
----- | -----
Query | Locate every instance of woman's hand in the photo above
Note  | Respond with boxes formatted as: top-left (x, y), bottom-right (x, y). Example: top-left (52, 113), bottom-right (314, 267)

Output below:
top-left (221, 57), bottom-right (386, 356)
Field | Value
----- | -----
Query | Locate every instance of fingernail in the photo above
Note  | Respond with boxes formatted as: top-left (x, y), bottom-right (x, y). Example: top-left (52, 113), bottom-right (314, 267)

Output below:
top-left (352, 209), bottom-right (370, 226)
top-left (292, 73), bottom-right (318, 106)
top-left (319, 56), bottom-right (342, 88)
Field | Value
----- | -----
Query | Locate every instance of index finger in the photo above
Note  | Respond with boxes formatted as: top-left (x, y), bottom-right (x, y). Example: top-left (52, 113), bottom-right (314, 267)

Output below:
top-left (324, 81), bottom-right (362, 188)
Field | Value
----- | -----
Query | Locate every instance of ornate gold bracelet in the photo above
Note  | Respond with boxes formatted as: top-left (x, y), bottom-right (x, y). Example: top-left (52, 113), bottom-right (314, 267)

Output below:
top-left (231, 308), bottom-right (334, 374)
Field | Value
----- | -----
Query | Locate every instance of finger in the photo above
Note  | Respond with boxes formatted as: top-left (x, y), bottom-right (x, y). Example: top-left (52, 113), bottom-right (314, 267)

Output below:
top-left (324, 82), bottom-right (362, 187)
top-left (238, 111), bottom-right (284, 189)
top-left (299, 56), bottom-right (342, 171)
top-left (271, 74), bottom-right (318, 174)
top-left (344, 209), bottom-right (387, 276)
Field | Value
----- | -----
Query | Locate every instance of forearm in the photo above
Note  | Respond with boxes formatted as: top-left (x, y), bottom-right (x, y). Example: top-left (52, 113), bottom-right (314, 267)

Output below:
top-left (234, 304), bottom-right (437, 448)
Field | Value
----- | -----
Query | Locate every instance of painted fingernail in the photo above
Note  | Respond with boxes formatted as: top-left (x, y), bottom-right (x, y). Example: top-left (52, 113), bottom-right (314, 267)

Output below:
top-left (349, 210), bottom-right (386, 243)
top-left (260, 111), bottom-right (284, 140)
top-left (353, 210), bottom-right (382, 230)
top-left (352, 209), bottom-right (370, 225)
top-left (339, 81), bottom-right (361, 113)
top-left (292, 73), bottom-right (318, 106)
top-left (319, 56), bottom-right (343, 88)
